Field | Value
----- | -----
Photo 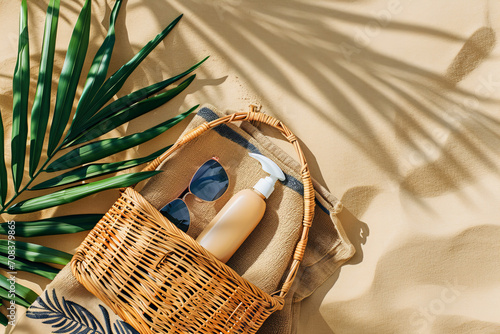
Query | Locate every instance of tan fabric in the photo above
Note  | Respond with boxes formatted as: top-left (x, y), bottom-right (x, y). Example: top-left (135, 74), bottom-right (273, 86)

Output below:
top-left (9, 106), bottom-right (354, 334)
top-left (140, 105), bottom-right (354, 296)
top-left (8, 266), bottom-right (134, 334)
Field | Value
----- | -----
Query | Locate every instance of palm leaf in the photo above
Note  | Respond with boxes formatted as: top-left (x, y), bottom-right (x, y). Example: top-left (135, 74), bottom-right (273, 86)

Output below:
top-left (0, 240), bottom-right (73, 265)
top-left (6, 171), bottom-right (160, 214)
top-left (27, 290), bottom-right (139, 334)
top-left (0, 110), bottom-right (7, 206)
top-left (68, 75), bottom-right (196, 146)
top-left (29, 0), bottom-right (60, 176)
top-left (47, 106), bottom-right (196, 172)
top-left (11, 0), bottom-right (30, 192)
top-left (0, 274), bottom-right (39, 304)
top-left (26, 290), bottom-right (106, 334)
top-left (32, 146), bottom-right (169, 190)
top-left (73, 14), bottom-right (183, 124)
top-left (65, 56), bottom-right (207, 145)
top-left (0, 3), bottom-right (204, 323)
top-left (113, 318), bottom-right (140, 334)
top-left (99, 304), bottom-right (113, 334)
top-left (0, 255), bottom-right (59, 280)
top-left (0, 215), bottom-right (102, 237)
top-left (47, 0), bottom-right (91, 156)
top-left (0, 310), bottom-right (7, 326)
top-left (0, 286), bottom-right (32, 309)
top-left (71, 0), bottom-right (123, 125)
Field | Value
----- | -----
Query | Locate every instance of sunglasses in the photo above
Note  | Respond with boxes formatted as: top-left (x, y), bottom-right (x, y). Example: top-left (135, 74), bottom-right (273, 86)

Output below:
top-left (159, 158), bottom-right (229, 232)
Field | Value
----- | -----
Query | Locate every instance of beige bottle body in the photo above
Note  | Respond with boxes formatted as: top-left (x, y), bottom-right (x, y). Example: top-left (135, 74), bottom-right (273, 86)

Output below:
top-left (196, 188), bottom-right (266, 263)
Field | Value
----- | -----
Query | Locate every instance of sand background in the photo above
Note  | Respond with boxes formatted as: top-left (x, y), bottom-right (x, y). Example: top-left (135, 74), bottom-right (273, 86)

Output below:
top-left (1, 0), bottom-right (500, 333)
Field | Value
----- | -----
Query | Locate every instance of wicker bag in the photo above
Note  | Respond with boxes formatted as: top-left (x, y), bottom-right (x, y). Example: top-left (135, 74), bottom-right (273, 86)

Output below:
top-left (71, 110), bottom-right (315, 334)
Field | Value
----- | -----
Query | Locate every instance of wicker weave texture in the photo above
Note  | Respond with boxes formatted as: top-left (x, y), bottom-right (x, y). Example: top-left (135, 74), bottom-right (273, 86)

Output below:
top-left (72, 188), bottom-right (284, 334)
top-left (71, 110), bottom-right (315, 334)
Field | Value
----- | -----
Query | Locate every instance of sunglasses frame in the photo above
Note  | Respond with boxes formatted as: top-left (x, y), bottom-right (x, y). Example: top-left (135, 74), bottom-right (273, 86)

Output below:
top-left (159, 157), bottom-right (230, 232)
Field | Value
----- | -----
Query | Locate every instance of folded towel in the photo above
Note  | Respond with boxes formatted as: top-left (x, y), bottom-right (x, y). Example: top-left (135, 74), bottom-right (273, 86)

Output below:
top-left (10, 105), bottom-right (355, 334)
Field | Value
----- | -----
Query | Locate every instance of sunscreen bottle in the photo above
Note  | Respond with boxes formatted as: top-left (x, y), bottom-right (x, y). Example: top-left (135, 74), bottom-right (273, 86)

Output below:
top-left (196, 153), bottom-right (285, 263)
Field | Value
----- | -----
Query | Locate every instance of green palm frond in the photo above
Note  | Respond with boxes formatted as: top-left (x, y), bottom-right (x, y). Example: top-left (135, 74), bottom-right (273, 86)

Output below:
top-left (0, 215), bottom-right (102, 237)
top-left (47, 0), bottom-right (92, 155)
top-left (0, 286), bottom-right (33, 309)
top-left (46, 105), bottom-right (196, 172)
top-left (69, 14), bottom-right (184, 130)
top-left (7, 171), bottom-right (160, 214)
top-left (11, 0), bottom-right (30, 193)
top-left (0, 274), bottom-right (38, 305)
top-left (0, 0), bottom-right (206, 318)
top-left (65, 60), bottom-right (206, 147)
top-left (0, 111), bottom-right (7, 207)
top-left (29, 0), bottom-right (60, 176)
top-left (0, 254), bottom-right (59, 280)
top-left (31, 147), bottom-right (170, 190)
top-left (72, 0), bottom-right (123, 123)
top-left (0, 240), bottom-right (72, 266)
top-left (0, 310), bottom-right (7, 326)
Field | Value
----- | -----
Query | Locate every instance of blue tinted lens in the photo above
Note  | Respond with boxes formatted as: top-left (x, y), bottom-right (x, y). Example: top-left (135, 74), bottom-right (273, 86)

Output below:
top-left (190, 159), bottom-right (229, 201)
top-left (159, 199), bottom-right (190, 232)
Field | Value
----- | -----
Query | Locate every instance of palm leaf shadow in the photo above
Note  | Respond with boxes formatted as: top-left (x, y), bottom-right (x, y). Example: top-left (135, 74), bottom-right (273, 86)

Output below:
top-left (138, 0), bottom-right (500, 211)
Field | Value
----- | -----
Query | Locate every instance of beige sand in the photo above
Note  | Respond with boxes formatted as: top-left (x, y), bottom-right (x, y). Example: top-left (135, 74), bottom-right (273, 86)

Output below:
top-left (1, 0), bottom-right (500, 333)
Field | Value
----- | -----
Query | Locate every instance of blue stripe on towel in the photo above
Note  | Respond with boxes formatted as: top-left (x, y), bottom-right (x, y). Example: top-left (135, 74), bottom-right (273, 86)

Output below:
top-left (198, 107), bottom-right (330, 215)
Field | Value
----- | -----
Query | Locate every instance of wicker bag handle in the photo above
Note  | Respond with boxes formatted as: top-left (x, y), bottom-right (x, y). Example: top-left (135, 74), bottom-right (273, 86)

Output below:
top-left (138, 108), bottom-right (315, 297)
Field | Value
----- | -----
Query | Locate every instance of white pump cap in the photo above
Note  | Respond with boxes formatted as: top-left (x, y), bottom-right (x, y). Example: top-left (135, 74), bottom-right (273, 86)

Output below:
top-left (249, 153), bottom-right (286, 199)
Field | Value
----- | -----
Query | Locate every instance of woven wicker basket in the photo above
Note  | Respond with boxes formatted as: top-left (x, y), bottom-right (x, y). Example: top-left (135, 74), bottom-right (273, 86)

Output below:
top-left (71, 110), bottom-right (315, 334)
